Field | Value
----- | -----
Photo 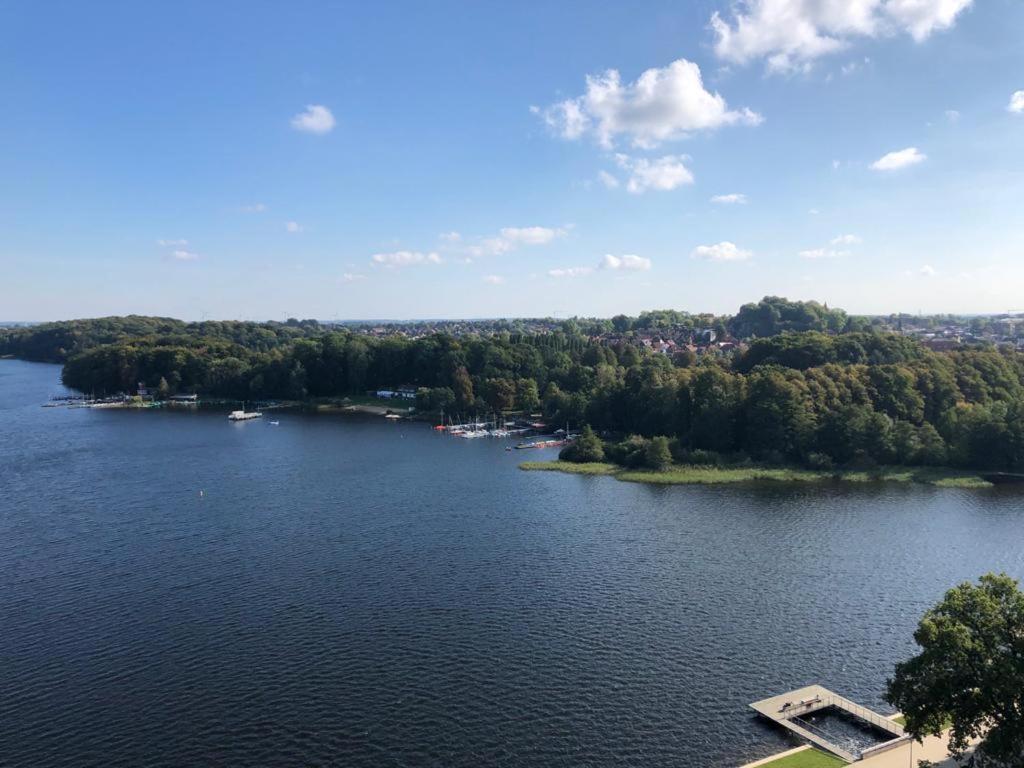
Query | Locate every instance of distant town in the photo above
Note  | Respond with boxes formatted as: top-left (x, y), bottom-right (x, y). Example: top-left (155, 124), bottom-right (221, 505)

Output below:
top-left (318, 311), bottom-right (1024, 355)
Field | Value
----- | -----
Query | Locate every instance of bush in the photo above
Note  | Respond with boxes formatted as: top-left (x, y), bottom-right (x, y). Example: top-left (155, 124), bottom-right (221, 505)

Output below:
top-left (844, 450), bottom-right (878, 471)
top-left (805, 452), bottom-right (835, 471)
top-left (759, 449), bottom-right (786, 466)
top-left (644, 436), bottom-right (673, 470)
top-left (606, 435), bottom-right (651, 468)
top-left (678, 448), bottom-right (725, 467)
top-left (560, 425), bottom-right (606, 463)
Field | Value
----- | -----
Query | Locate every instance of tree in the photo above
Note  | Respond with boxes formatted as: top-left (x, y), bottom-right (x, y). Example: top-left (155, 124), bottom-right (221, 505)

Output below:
top-left (887, 573), bottom-right (1024, 767)
top-left (743, 369), bottom-right (814, 460)
top-left (515, 378), bottom-right (540, 412)
top-left (688, 366), bottom-right (745, 453)
top-left (416, 386), bottom-right (455, 413)
top-left (560, 424), bottom-right (605, 463)
top-left (451, 366), bottom-right (474, 410)
top-left (483, 377), bottom-right (516, 412)
top-left (644, 436), bottom-right (673, 470)
top-left (917, 423), bottom-right (949, 466)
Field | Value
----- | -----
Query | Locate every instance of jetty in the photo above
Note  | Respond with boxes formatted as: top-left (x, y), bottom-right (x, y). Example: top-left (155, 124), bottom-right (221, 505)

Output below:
top-left (750, 685), bottom-right (909, 763)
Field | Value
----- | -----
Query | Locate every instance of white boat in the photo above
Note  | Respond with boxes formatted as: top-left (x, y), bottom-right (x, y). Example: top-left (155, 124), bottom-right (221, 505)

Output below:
top-left (228, 410), bottom-right (262, 421)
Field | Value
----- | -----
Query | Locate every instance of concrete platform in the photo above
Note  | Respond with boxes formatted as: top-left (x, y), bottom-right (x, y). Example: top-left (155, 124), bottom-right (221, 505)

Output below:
top-left (750, 685), bottom-right (908, 762)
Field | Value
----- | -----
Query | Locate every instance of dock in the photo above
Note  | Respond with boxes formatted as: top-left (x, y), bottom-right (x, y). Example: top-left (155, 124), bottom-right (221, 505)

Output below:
top-left (750, 685), bottom-right (909, 763)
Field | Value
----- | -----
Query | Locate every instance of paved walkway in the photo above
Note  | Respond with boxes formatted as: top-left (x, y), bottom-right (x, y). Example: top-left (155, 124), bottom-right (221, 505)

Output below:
top-left (750, 685), bottom-right (906, 762)
top-left (858, 731), bottom-right (962, 767)
top-left (738, 730), bottom-right (964, 767)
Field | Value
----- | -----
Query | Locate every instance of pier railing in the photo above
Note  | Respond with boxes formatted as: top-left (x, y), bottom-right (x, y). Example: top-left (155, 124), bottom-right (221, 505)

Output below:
top-left (779, 692), bottom-right (906, 761)
top-left (819, 693), bottom-right (905, 737)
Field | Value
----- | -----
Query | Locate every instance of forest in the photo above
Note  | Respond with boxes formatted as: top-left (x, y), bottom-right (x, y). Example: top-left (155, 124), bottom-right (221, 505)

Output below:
top-left (3, 298), bottom-right (1024, 472)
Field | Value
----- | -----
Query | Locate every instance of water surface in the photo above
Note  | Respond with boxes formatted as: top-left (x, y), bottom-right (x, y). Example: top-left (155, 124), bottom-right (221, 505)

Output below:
top-left (2, 359), bottom-right (1022, 767)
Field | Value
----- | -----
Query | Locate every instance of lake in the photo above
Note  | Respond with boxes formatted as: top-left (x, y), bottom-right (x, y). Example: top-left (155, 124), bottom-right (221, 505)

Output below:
top-left (2, 359), bottom-right (1022, 767)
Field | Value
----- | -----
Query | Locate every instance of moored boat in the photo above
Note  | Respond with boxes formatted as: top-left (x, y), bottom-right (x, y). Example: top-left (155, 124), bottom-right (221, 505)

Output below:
top-left (514, 438), bottom-right (567, 450)
top-left (228, 410), bottom-right (262, 421)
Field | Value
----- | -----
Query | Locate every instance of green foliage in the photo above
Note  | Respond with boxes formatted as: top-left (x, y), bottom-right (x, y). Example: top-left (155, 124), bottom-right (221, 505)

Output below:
top-left (729, 296), bottom-right (848, 339)
top-left (644, 436), bottom-right (673, 470)
top-left (416, 386), bottom-right (456, 413)
top-left (8, 305), bottom-right (1024, 473)
top-left (560, 424), bottom-right (605, 463)
top-left (887, 573), bottom-right (1024, 767)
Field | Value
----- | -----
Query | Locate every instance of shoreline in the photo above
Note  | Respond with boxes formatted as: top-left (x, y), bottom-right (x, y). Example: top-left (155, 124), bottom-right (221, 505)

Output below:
top-left (519, 460), bottom-right (994, 489)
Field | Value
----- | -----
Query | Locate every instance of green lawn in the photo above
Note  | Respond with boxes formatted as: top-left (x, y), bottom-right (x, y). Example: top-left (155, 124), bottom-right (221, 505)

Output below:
top-left (753, 748), bottom-right (846, 768)
top-left (339, 395), bottom-right (414, 408)
top-left (518, 461), bottom-right (619, 476)
top-left (519, 460), bottom-right (991, 488)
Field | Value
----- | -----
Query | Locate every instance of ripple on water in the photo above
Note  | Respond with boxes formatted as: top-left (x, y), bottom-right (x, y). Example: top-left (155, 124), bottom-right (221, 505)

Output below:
top-left (2, 360), bottom-right (1023, 767)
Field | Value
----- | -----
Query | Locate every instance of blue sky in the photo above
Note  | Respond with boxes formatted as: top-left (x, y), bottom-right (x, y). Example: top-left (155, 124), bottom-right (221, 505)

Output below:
top-left (2, 0), bottom-right (1023, 321)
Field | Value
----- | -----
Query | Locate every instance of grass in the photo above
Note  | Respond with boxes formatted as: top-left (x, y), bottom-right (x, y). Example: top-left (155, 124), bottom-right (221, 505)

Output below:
top-left (752, 748), bottom-right (846, 768)
top-left (520, 460), bottom-right (992, 488)
top-left (890, 713), bottom-right (953, 730)
top-left (518, 461), bottom-right (619, 476)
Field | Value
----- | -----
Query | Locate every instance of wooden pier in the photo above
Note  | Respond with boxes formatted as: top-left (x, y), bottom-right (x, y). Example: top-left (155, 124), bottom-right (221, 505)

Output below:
top-left (750, 685), bottom-right (909, 763)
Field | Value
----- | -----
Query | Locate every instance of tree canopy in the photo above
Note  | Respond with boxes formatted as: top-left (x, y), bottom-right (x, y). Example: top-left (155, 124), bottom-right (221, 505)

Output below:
top-left (6, 303), bottom-right (1024, 472)
top-left (887, 573), bottom-right (1024, 767)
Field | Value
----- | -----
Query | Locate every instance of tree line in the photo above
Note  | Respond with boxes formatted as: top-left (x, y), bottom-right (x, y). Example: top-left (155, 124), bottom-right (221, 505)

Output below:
top-left (4, 300), bottom-right (1024, 471)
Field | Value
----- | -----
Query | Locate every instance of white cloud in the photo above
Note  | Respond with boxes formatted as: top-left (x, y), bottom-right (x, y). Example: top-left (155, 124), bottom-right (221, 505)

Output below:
top-left (808, 208), bottom-right (820, 215)
top-left (600, 254), bottom-right (652, 271)
top-left (482, 275), bottom-right (505, 285)
top-left (371, 251), bottom-right (442, 267)
top-left (290, 104), bottom-right (336, 134)
top-left (920, 264), bottom-right (937, 277)
top-left (711, 0), bottom-right (973, 73)
top-left (157, 238), bottom-right (188, 247)
top-left (691, 241), bottom-right (752, 261)
top-left (871, 146), bottom-right (926, 170)
top-left (944, 109), bottom-right (960, 122)
top-left (841, 56), bottom-right (871, 76)
top-left (799, 247), bottom-right (849, 259)
top-left (469, 225), bottom-right (568, 256)
top-left (285, 221), bottom-right (303, 233)
top-left (615, 153), bottom-right (694, 193)
top-left (172, 249), bottom-right (200, 261)
top-left (710, 192), bottom-right (748, 204)
top-left (548, 267), bottom-right (593, 278)
top-left (341, 273), bottom-right (366, 283)
top-left (598, 170), bottom-right (621, 189)
top-left (1009, 91), bottom-right (1024, 114)
top-left (537, 58), bottom-right (761, 148)
top-left (240, 203), bottom-right (267, 213)
top-left (500, 226), bottom-right (563, 246)
top-left (886, 0), bottom-right (973, 41)
top-left (439, 231), bottom-right (462, 242)
top-left (800, 233), bottom-right (860, 259)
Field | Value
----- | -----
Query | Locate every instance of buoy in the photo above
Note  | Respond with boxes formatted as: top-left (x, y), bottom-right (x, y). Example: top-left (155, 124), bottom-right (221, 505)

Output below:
top-left (199, 490), bottom-right (204, 497)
